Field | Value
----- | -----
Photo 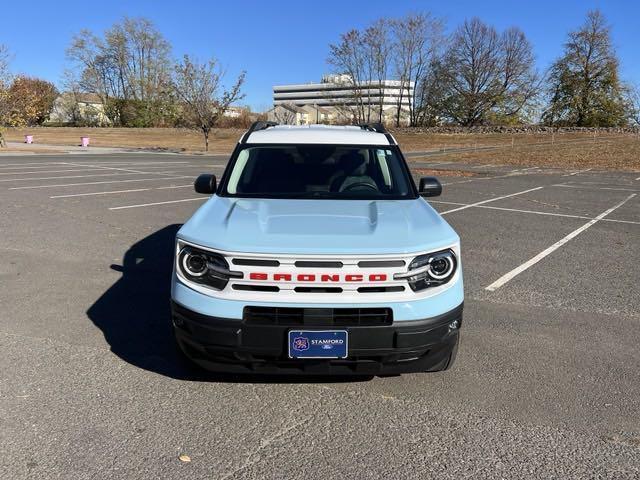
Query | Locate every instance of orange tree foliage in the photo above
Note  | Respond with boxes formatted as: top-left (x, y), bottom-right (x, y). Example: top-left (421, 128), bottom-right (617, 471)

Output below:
top-left (7, 76), bottom-right (58, 126)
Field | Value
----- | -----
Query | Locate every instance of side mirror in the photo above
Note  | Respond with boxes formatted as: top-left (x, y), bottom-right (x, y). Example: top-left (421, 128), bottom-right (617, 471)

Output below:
top-left (418, 177), bottom-right (442, 197)
top-left (194, 174), bottom-right (217, 194)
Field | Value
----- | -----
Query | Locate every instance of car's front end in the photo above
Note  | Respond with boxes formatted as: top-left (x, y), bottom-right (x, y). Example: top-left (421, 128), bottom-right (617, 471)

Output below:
top-left (171, 123), bottom-right (464, 375)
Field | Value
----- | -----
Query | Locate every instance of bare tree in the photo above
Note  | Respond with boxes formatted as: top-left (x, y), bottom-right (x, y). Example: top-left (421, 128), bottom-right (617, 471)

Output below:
top-left (391, 13), bottom-right (444, 127)
top-left (0, 44), bottom-right (10, 85)
top-left (413, 58), bottom-right (448, 126)
top-left (626, 83), bottom-right (640, 126)
top-left (173, 55), bottom-right (245, 151)
top-left (363, 20), bottom-right (392, 123)
top-left (327, 31), bottom-right (368, 123)
top-left (438, 18), bottom-right (538, 125)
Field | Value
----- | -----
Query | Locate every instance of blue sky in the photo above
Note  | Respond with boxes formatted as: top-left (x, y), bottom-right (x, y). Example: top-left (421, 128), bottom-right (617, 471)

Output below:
top-left (1, 0), bottom-right (638, 111)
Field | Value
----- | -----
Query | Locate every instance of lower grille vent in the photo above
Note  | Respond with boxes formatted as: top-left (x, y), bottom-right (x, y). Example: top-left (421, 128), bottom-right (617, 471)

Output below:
top-left (233, 284), bottom-right (280, 292)
top-left (243, 306), bottom-right (393, 326)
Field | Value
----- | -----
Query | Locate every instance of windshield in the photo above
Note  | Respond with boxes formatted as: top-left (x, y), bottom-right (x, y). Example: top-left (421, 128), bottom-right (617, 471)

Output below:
top-left (221, 145), bottom-right (415, 200)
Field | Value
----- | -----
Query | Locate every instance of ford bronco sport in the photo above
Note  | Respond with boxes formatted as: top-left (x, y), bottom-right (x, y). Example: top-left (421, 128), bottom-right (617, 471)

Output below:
top-left (171, 122), bottom-right (463, 375)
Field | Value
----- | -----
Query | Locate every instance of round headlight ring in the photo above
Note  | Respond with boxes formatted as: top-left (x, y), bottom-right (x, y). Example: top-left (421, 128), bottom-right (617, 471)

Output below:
top-left (427, 251), bottom-right (455, 280)
top-left (182, 251), bottom-right (208, 277)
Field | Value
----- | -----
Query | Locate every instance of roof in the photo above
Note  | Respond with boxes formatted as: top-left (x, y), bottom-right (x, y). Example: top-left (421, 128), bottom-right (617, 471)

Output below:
top-left (245, 124), bottom-right (393, 146)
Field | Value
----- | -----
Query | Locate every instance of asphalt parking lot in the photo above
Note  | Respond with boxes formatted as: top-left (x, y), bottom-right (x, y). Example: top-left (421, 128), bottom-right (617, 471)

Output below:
top-left (1, 152), bottom-right (639, 479)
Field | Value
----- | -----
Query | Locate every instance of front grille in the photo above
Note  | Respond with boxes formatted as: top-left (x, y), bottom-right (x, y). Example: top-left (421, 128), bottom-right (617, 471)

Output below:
top-left (243, 306), bottom-right (393, 326)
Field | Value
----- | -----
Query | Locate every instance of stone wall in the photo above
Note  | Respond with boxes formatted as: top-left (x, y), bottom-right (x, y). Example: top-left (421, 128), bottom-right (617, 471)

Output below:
top-left (390, 126), bottom-right (640, 135)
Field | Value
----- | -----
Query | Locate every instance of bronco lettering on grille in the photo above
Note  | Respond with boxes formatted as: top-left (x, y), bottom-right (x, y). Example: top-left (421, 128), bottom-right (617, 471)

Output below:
top-left (248, 272), bottom-right (387, 282)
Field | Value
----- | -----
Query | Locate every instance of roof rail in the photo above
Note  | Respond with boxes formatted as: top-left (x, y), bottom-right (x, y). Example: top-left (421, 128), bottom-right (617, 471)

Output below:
top-left (358, 122), bottom-right (387, 134)
top-left (358, 122), bottom-right (396, 145)
top-left (241, 121), bottom-right (278, 143)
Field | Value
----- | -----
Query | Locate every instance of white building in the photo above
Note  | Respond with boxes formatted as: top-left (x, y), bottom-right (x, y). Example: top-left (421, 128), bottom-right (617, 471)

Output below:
top-left (48, 93), bottom-right (112, 126)
top-left (271, 74), bottom-right (414, 125)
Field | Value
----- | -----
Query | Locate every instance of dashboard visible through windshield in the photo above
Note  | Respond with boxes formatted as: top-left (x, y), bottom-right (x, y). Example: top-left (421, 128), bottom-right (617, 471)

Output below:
top-left (220, 145), bottom-right (416, 200)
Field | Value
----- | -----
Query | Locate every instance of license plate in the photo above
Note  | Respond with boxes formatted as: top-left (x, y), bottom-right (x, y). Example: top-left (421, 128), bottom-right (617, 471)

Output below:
top-left (288, 330), bottom-right (348, 359)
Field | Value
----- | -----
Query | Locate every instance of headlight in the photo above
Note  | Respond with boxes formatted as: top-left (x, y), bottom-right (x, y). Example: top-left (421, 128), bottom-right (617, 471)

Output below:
top-left (177, 244), bottom-right (242, 290)
top-left (394, 249), bottom-right (457, 291)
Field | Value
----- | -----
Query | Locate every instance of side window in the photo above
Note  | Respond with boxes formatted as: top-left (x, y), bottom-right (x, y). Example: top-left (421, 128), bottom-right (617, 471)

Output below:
top-left (376, 149), bottom-right (393, 188)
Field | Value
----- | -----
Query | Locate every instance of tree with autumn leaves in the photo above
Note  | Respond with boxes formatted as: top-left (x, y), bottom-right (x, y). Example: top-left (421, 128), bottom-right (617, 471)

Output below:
top-left (0, 45), bottom-right (58, 130)
top-left (5, 76), bottom-right (58, 127)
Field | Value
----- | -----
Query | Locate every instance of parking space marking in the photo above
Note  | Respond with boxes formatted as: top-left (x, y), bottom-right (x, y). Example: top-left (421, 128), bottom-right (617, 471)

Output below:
top-left (63, 161), bottom-right (191, 166)
top-left (0, 172), bottom-right (155, 183)
top-left (155, 184), bottom-right (193, 189)
top-left (49, 184), bottom-right (193, 198)
top-left (430, 200), bottom-right (640, 226)
top-left (563, 168), bottom-right (593, 177)
top-left (440, 169), bottom-right (542, 186)
top-left (63, 161), bottom-right (158, 175)
top-left (0, 168), bottom-right (117, 176)
top-left (440, 187), bottom-right (544, 214)
top-left (50, 188), bottom-right (151, 198)
top-left (109, 197), bottom-right (207, 210)
top-left (63, 161), bottom-right (222, 177)
top-left (9, 176), bottom-right (192, 190)
top-left (485, 193), bottom-right (636, 292)
top-left (553, 184), bottom-right (639, 193)
top-left (0, 164), bottom-right (85, 171)
top-left (0, 161), bottom-right (66, 167)
top-left (98, 164), bottom-right (205, 170)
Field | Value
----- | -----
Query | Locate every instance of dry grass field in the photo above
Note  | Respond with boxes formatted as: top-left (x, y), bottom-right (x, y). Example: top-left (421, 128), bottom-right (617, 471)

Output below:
top-left (4, 127), bottom-right (243, 153)
top-left (400, 132), bottom-right (640, 170)
top-left (3, 127), bottom-right (639, 170)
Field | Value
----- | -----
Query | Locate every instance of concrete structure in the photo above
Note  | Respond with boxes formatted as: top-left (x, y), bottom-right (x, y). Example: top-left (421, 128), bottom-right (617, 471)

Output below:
top-left (271, 74), bottom-right (414, 125)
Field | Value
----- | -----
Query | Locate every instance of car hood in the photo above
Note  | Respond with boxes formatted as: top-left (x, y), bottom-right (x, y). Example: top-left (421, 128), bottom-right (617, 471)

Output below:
top-left (177, 196), bottom-right (459, 255)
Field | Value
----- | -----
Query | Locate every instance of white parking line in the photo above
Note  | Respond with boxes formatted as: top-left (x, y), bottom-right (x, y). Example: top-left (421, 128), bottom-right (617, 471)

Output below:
top-left (553, 184), bottom-right (638, 193)
top-left (440, 168), bottom-right (542, 186)
top-left (485, 194), bottom-right (636, 292)
top-left (63, 161), bottom-right (153, 175)
top-left (63, 161), bottom-right (212, 177)
top-left (9, 176), bottom-right (192, 190)
top-left (50, 188), bottom-right (151, 198)
top-left (0, 172), bottom-right (153, 183)
top-left (0, 168), bottom-right (113, 176)
top-left (60, 161), bottom-right (190, 166)
top-left (440, 187), bottom-right (544, 214)
top-left (50, 184), bottom-right (193, 198)
top-left (429, 199), bottom-right (640, 226)
top-left (109, 197), bottom-right (207, 210)
top-left (563, 168), bottom-right (593, 177)
top-left (0, 161), bottom-right (66, 167)
top-left (155, 184), bottom-right (193, 189)
top-left (101, 164), bottom-right (203, 170)
top-left (0, 164), bottom-right (77, 171)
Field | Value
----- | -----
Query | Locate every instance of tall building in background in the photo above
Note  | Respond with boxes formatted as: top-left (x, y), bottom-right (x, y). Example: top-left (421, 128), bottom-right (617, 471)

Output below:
top-left (270, 74), bottom-right (414, 125)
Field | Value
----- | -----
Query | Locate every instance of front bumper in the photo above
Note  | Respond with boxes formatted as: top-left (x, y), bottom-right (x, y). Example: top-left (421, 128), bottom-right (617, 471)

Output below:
top-left (172, 301), bottom-right (463, 375)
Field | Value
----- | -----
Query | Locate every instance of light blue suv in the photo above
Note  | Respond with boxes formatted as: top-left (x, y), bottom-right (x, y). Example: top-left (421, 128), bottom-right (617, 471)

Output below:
top-left (171, 122), bottom-right (463, 375)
